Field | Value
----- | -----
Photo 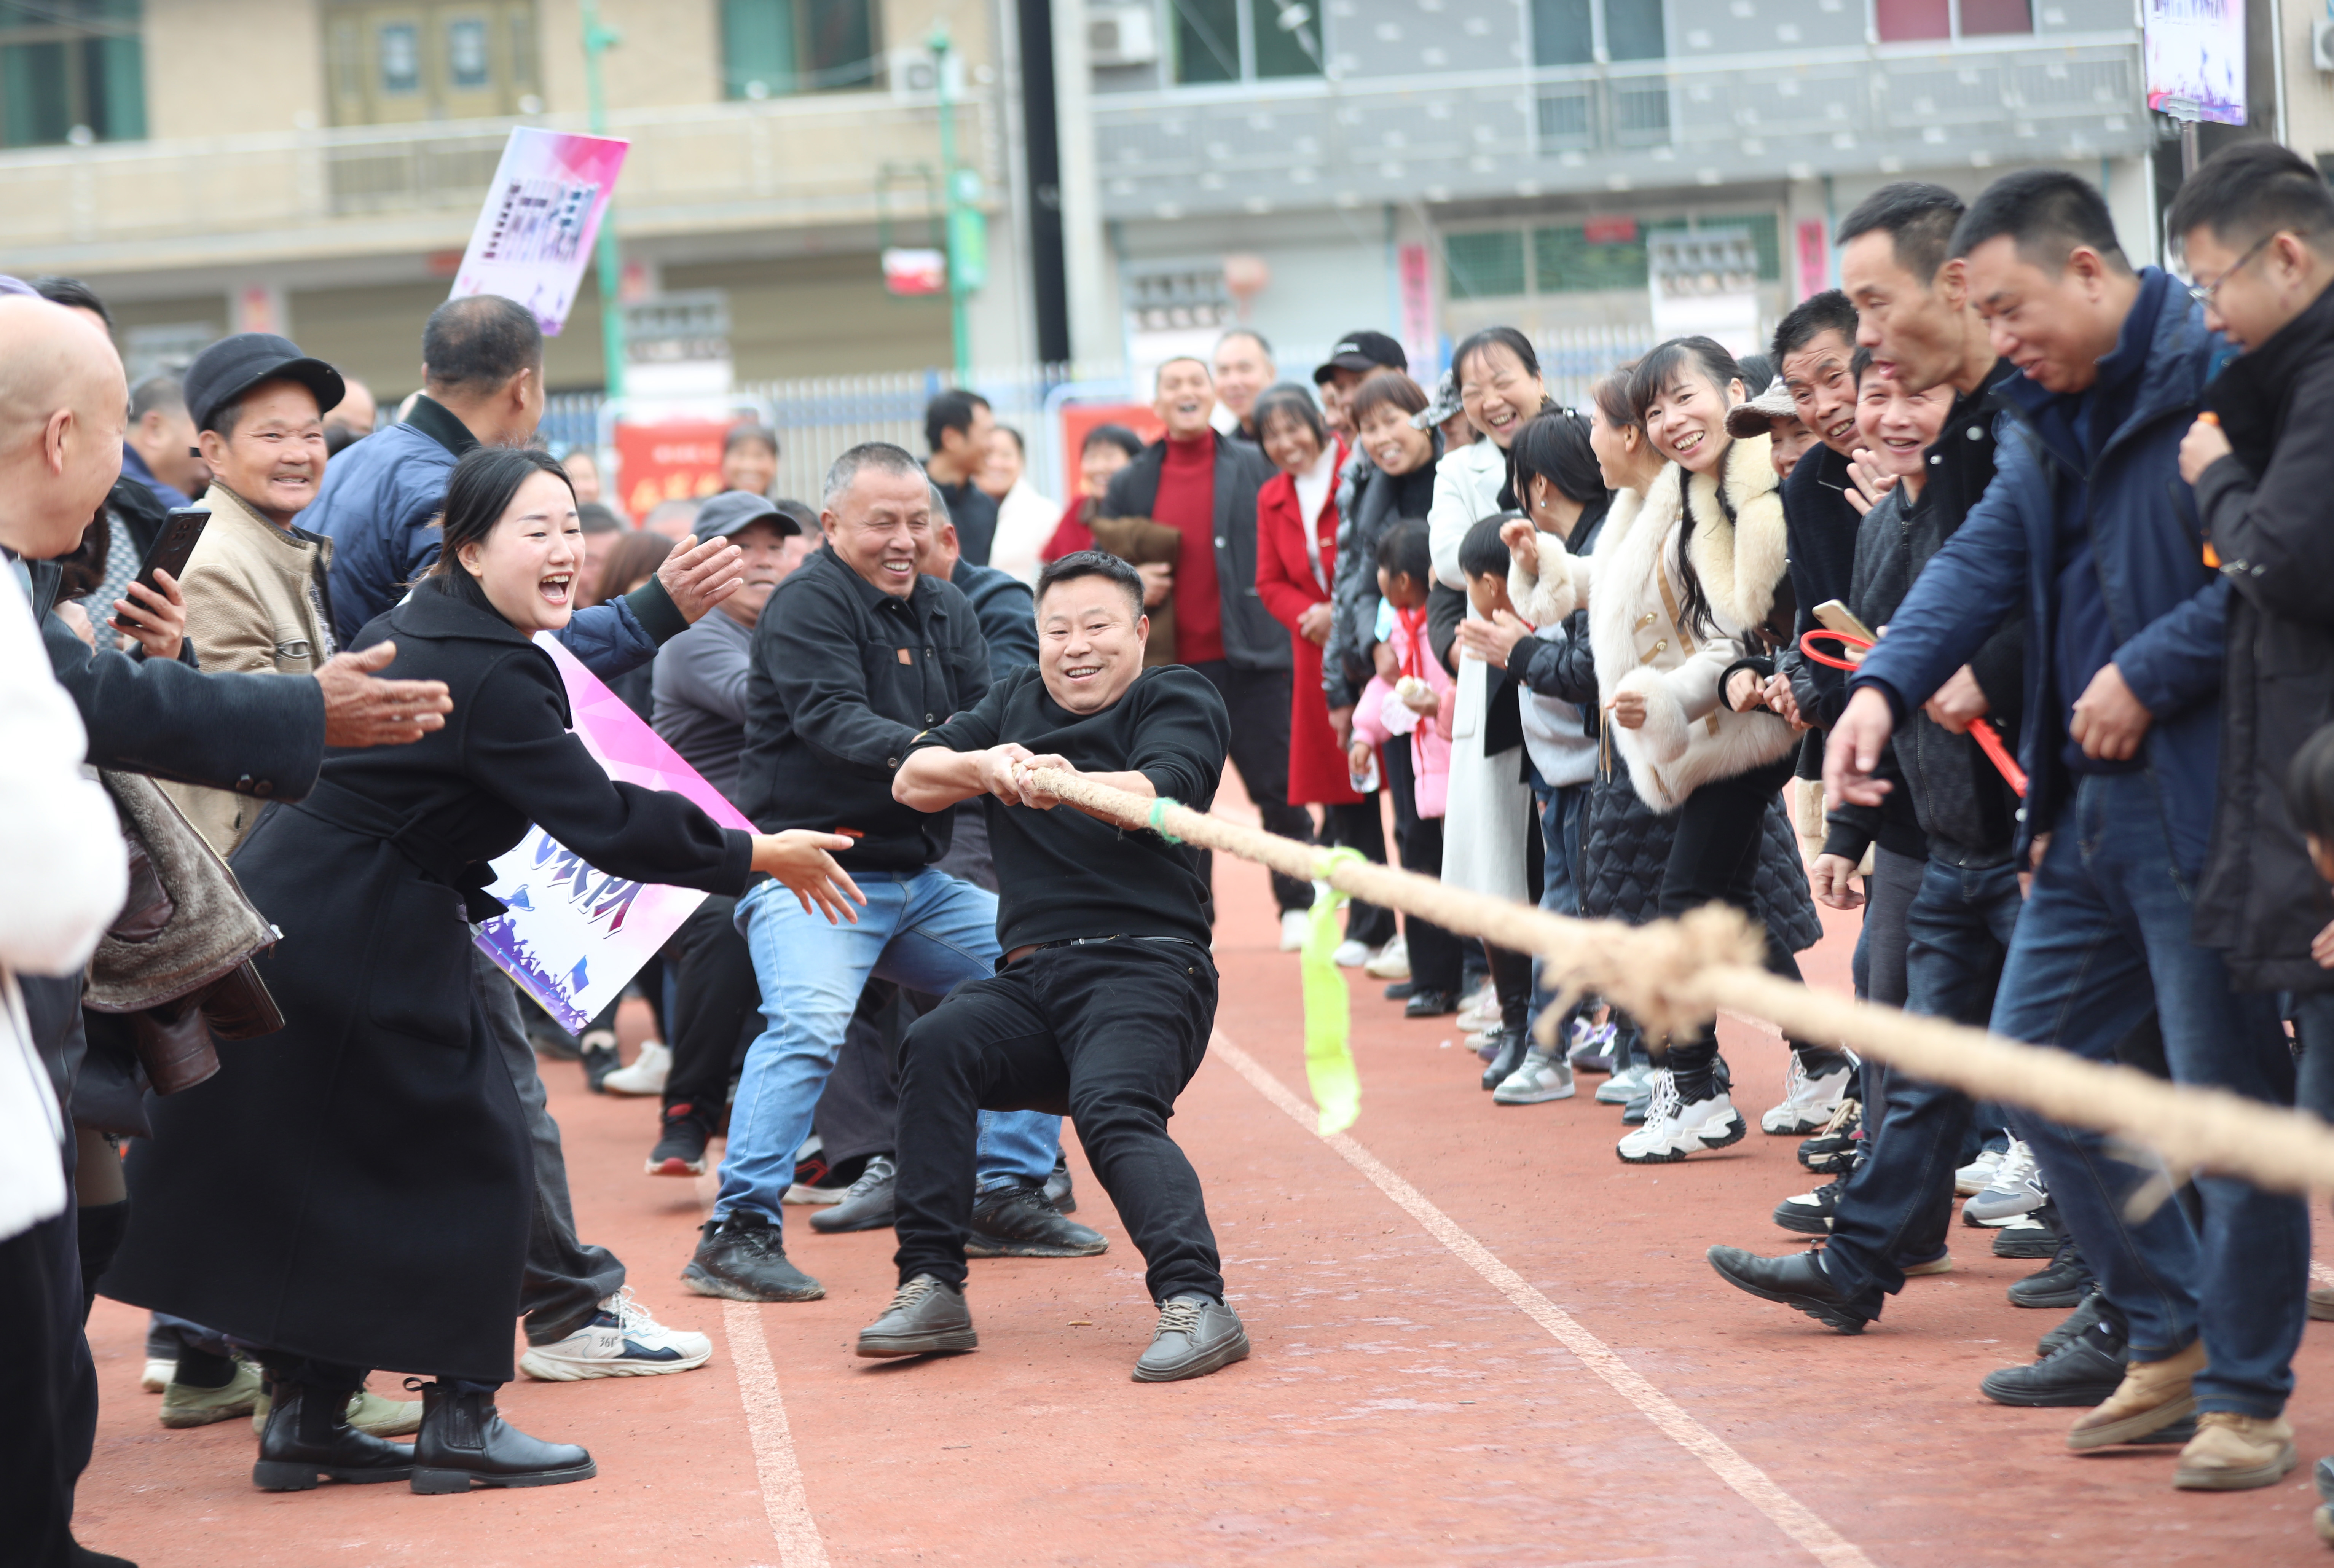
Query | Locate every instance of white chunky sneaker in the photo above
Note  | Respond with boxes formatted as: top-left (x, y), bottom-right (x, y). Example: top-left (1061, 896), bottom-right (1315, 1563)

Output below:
top-left (141, 1357), bottom-right (175, 1394)
top-left (1962, 1138), bottom-right (2047, 1227)
top-left (1595, 1060), bottom-right (1653, 1105)
top-left (600, 1039), bottom-right (670, 1096)
top-left (1279, 910), bottom-right (1310, 952)
top-left (1617, 1071), bottom-right (1747, 1164)
top-left (1492, 1048), bottom-right (1576, 1105)
top-left (1331, 938), bottom-right (1371, 968)
top-left (1955, 1144), bottom-right (2007, 1197)
top-left (519, 1288), bottom-right (714, 1380)
top-left (1761, 1058), bottom-right (1852, 1135)
top-left (1364, 935), bottom-right (1411, 980)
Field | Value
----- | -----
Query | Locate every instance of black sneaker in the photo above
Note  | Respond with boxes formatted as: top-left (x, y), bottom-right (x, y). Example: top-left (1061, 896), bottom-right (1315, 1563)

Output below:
top-left (855, 1274), bottom-right (978, 1359)
top-left (1706, 1245), bottom-right (1873, 1334)
top-left (2008, 1237), bottom-right (2093, 1309)
top-left (1132, 1294), bottom-right (1250, 1382)
top-left (1044, 1152), bottom-right (1077, 1214)
top-left (646, 1102), bottom-right (714, 1177)
top-left (1772, 1180), bottom-right (1843, 1236)
top-left (1797, 1100), bottom-right (1863, 1173)
top-left (1382, 981), bottom-right (1416, 1001)
top-left (1992, 1208), bottom-right (2061, 1259)
top-left (580, 1033), bottom-right (619, 1093)
top-left (965, 1183), bottom-right (1108, 1258)
top-left (681, 1213), bottom-right (824, 1302)
top-left (1980, 1313), bottom-right (2128, 1407)
top-left (2038, 1291), bottom-right (2105, 1359)
top-left (809, 1154), bottom-right (896, 1233)
top-left (1404, 988), bottom-right (1458, 1018)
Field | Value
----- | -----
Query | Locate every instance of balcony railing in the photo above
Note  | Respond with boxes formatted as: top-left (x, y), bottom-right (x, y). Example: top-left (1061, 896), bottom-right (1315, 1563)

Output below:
top-left (0, 91), bottom-right (996, 268)
top-left (1090, 32), bottom-right (2147, 220)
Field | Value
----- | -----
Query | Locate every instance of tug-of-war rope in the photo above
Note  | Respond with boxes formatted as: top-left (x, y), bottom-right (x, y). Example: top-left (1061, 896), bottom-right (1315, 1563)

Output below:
top-left (1027, 766), bottom-right (2334, 1197)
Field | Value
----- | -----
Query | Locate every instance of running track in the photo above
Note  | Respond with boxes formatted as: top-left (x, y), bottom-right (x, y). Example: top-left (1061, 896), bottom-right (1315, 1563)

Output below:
top-left (78, 792), bottom-right (2334, 1566)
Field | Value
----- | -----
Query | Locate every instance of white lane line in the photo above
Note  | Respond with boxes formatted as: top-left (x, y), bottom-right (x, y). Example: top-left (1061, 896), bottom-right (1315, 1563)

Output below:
top-left (1210, 1032), bottom-right (1878, 1568)
top-left (695, 1169), bottom-right (831, 1568)
top-left (722, 1300), bottom-right (832, 1568)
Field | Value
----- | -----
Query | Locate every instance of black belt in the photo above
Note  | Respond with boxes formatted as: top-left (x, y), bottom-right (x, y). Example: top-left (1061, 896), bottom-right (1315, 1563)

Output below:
top-left (292, 778), bottom-right (505, 923)
top-left (1025, 934), bottom-right (1206, 953)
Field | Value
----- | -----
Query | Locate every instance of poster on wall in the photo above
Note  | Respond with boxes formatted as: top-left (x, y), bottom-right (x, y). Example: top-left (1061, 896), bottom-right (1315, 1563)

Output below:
top-left (2144, 0), bottom-right (2246, 126)
top-left (449, 127), bottom-right (631, 336)
top-left (610, 418), bottom-right (733, 519)
top-left (471, 636), bottom-right (751, 1034)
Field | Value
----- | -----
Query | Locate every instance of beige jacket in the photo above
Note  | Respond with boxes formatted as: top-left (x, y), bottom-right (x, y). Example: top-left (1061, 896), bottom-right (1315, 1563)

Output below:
top-left (159, 483), bottom-right (338, 853)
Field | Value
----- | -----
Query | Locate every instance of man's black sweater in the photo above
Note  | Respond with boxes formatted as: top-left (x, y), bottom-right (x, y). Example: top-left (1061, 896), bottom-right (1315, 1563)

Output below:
top-left (911, 664), bottom-right (1230, 952)
top-left (734, 543), bottom-right (991, 871)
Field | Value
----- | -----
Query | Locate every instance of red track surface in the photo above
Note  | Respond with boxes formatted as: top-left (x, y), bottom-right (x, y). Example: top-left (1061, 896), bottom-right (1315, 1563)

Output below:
top-left (77, 809), bottom-right (2334, 1566)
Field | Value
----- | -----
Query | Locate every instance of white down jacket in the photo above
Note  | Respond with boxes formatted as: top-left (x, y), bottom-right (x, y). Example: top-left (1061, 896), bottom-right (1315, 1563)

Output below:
top-left (1513, 433), bottom-right (1796, 813)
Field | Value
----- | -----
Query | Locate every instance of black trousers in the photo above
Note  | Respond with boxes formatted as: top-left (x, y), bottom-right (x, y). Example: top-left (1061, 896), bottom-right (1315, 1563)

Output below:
top-left (1323, 800), bottom-right (1397, 948)
top-left (1382, 742), bottom-right (1463, 991)
top-left (892, 941), bottom-right (1222, 1301)
top-left (0, 1177), bottom-right (92, 1567)
top-left (663, 894), bottom-right (761, 1122)
top-left (1189, 660), bottom-right (1314, 913)
top-left (1654, 756), bottom-right (1816, 1095)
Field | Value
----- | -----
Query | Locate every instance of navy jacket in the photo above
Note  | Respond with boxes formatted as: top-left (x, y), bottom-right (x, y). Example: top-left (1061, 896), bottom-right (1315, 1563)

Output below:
top-left (949, 556), bottom-right (1038, 684)
top-left (297, 396), bottom-right (682, 677)
top-left (1855, 271), bottom-right (2229, 877)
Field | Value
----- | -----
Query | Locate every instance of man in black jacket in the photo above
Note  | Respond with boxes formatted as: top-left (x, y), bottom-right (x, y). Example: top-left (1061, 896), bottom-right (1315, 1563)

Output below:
top-left (689, 443), bottom-right (1083, 1306)
top-left (863, 551), bottom-right (1246, 1382)
top-left (1100, 358), bottom-right (1309, 921)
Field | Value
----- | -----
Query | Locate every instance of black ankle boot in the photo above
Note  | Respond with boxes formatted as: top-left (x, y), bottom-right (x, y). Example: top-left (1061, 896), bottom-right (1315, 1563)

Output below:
top-left (408, 1379), bottom-right (596, 1493)
top-left (251, 1377), bottom-right (415, 1490)
top-left (1480, 1028), bottom-right (1528, 1091)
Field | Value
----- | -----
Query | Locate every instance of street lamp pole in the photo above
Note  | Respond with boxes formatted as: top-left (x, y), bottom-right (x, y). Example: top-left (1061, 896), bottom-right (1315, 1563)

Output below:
top-left (583, 0), bottom-right (626, 398)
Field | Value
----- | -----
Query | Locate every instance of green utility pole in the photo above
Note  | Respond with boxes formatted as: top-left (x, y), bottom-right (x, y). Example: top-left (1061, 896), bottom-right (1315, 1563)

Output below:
top-left (927, 21), bottom-right (984, 381)
top-left (583, 0), bottom-right (625, 397)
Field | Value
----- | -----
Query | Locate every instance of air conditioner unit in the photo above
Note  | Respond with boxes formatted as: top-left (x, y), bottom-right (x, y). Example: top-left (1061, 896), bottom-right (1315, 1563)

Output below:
top-left (889, 48), bottom-right (966, 102)
top-left (1090, 5), bottom-right (1159, 67)
top-left (2315, 18), bottom-right (2334, 73)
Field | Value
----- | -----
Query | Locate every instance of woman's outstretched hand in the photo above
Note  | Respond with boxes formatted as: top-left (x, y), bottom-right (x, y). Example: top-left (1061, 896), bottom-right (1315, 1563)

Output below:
top-left (750, 830), bottom-right (866, 924)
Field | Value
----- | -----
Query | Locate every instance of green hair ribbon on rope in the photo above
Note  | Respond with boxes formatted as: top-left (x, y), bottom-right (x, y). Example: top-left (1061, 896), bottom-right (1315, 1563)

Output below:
top-left (1299, 847), bottom-right (1367, 1135)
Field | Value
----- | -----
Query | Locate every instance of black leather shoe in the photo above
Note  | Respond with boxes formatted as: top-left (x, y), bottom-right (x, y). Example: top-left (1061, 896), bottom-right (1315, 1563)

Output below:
top-left (965, 1183), bottom-right (1108, 1257)
top-left (1404, 988), bottom-right (1457, 1018)
top-left (1382, 980), bottom-right (1416, 1001)
top-left (1479, 1028), bottom-right (1527, 1091)
top-left (250, 1377), bottom-right (415, 1491)
top-left (2039, 1291), bottom-right (2105, 1359)
top-left (1706, 1245), bottom-right (1873, 1334)
top-left (682, 1211), bottom-right (825, 1301)
top-left (2009, 1238), bottom-right (2092, 1309)
top-left (408, 1380), bottom-right (595, 1493)
top-left (856, 1274), bottom-right (979, 1358)
top-left (1044, 1152), bottom-right (1077, 1214)
top-left (809, 1154), bottom-right (896, 1233)
top-left (1981, 1314), bottom-right (2128, 1407)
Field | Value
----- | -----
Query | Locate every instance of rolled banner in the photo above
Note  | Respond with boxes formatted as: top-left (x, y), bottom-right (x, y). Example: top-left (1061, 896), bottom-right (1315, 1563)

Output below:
top-left (1299, 847), bottom-right (1368, 1135)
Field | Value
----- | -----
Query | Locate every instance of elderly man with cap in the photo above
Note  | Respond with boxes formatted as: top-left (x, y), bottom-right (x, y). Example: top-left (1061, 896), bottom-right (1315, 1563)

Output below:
top-left (1312, 330), bottom-right (1407, 440)
top-left (1727, 375), bottom-right (1820, 484)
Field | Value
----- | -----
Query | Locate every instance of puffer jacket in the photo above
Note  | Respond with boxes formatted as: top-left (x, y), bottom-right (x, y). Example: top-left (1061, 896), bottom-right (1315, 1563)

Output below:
top-left (1580, 757), bottom-right (1823, 952)
top-left (1535, 436), bottom-right (1797, 811)
top-left (2192, 279), bottom-right (2334, 993)
top-left (1323, 439), bottom-right (1441, 708)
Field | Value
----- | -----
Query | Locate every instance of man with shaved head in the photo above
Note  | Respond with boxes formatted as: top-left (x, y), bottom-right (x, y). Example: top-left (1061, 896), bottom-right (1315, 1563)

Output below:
top-left (0, 294), bottom-right (128, 560)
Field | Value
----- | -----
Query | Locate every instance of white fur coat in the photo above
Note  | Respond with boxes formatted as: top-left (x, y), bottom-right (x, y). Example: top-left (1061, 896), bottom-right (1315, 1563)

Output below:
top-left (1512, 435), bottom-right (1796, 812)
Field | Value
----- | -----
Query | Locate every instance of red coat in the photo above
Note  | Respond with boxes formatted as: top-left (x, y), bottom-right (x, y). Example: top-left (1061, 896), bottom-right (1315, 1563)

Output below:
top-left (1256, 440), bottom-right (1363, 806)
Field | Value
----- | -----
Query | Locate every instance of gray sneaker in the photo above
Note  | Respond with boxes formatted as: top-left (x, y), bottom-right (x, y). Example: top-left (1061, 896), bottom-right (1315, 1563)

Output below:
top-left (1492, 1047), bottom-right (1577, 1105)
top-left (1132, 1294), bottom-right (1251, 1383)
top-left (855, 1274), bottom-right (978, 1359)
top-left (810, 1153), bottom-right (896, 1233)
top-left (1595, 1060), bottom-right (1652, 1105)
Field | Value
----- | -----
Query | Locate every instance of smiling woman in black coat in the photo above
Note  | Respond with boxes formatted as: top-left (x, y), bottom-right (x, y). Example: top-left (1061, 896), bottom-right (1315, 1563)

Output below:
top-left (104, 447), bottom-right (861, 1497)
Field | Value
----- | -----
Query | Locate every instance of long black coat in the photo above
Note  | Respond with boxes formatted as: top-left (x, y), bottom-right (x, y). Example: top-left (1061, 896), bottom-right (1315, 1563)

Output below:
top-left (2194, 283), bottom-right (2334, 994)
top-left (104, 582), bottom-right (751, 1381)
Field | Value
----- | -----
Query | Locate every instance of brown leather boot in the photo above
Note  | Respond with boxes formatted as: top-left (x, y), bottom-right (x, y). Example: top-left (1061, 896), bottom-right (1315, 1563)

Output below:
top-left (2066, 1339), bottom-right (2207, 1450)
top-left (2172, 1412), bottom-right (2298, 1491)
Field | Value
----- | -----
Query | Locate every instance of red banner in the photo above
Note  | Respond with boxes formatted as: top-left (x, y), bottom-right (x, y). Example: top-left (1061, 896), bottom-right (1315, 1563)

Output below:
top-left (1057, 402), bottom-right (1163, 501)
top-left (612, 419), bottom-right (732, 519)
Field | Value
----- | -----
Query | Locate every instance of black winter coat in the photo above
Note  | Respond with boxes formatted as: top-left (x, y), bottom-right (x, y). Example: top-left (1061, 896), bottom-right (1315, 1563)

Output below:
top-left (1100, 431), bottom-right (1289, 673)
top-left (2194, 282), bottom-right (2334, 994)
top-left (104, 582), bottom-right (751, 1381)
top-left (1323, 443), bottom-right (1439, 708)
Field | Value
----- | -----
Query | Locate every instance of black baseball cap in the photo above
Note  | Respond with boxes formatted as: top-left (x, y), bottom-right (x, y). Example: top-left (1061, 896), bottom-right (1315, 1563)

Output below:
top-left (1317, 330), bottom-right (1408, 379)
top-left (694, 490), bottom-right (800, 542)
top-left (183, 332), bottom-right (345, 433)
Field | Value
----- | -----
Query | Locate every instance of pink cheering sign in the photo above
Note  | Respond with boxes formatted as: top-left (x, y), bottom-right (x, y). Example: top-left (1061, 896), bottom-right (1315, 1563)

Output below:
top-left (449, 127), bottom-right (630, 336)
top-left (473, 636), bottom-right (750, 1034)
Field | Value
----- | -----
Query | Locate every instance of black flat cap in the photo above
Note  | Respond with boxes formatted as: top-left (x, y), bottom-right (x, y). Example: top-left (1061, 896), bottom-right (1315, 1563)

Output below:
top-left (1317, 329), bottom-right (1408, 378)
top-left (183, 332), bottom-right (345, 433)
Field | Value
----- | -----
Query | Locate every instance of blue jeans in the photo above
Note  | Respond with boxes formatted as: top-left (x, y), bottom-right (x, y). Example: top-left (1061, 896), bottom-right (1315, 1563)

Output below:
top-left (716, 868), bottom-right (1059, 1227)
top-left (1823, 855), bottom-right (2023, 1307)
top-left (1526, 782), bottom-right (1587, 1036)
top-left (1994, 772), bottom-right (2307, 1417)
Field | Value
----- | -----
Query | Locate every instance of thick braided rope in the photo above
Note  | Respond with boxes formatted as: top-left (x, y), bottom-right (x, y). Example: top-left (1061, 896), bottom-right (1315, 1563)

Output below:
top-left (1033, 766), bottom-right (2334, 1196)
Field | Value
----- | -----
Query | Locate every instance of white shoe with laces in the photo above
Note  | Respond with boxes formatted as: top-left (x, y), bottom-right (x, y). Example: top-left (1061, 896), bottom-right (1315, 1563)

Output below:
top-left (600, 1039), bottom-right (670, 1096)
top-left (1365, 935), bottom-right (1411, 980)
top-left (1761, 1057), bottom-right (1852, 1135)
top-left (1955, 1144), bottom-right (2007, 1197)
top-left (1962, 1138), bottom-right (2047, 1227)
top-left (1617, 1071), bottom-right (1747, 1164)
top-left (1279, 910), bottom-right (1310, 951)
top-left (519, 1287), bottom-right (714, 1380)
top-left (1331, 938), bottom-right (1371, 968)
